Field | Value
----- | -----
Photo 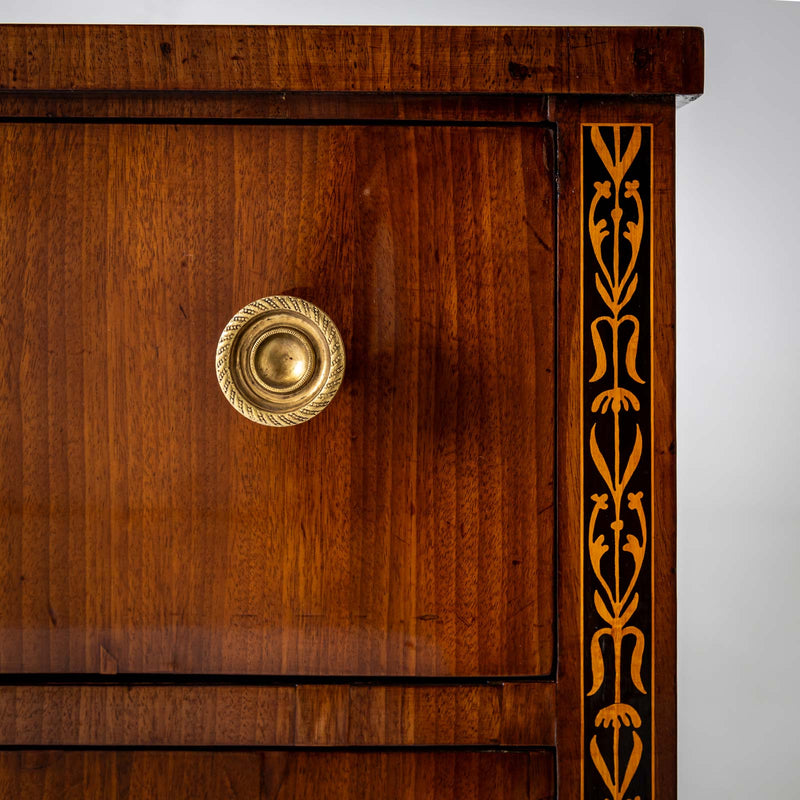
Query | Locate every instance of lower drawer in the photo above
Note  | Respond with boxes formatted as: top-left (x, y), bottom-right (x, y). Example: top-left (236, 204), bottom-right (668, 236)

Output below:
top-left (0, 750), bottom-right (554, 799)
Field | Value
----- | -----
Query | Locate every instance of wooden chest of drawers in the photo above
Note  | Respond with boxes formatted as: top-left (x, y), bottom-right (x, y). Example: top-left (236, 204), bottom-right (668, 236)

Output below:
top-left (0, 25), bottom-right (703, 799)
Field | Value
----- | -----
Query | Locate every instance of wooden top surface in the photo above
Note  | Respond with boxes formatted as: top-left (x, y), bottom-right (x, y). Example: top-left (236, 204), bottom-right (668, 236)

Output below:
top-left (0, 25), bottom-right (703, 96)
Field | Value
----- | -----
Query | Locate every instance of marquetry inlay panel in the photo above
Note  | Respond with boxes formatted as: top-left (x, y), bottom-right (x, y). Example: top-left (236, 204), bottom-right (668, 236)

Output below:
top-left (582, 123), bottom-right (653, 800)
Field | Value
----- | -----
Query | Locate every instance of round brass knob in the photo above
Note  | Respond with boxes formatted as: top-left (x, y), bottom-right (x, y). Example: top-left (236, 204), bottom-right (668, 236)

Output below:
top-left (215, 296), bottom-right (345, 426)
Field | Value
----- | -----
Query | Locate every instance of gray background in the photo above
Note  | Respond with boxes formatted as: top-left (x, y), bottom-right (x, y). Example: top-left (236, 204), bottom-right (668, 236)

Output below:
top-left (1, 0), bottom-right (798, 796)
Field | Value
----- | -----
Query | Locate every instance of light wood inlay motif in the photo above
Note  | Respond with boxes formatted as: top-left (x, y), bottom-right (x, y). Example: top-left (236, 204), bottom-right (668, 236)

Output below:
top-left (582, 123), bottom-right (652, 800)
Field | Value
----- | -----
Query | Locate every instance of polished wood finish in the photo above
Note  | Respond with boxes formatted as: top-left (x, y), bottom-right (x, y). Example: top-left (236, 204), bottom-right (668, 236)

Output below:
top-left (0, 750), bottom-right (554, 799)
top-left (0, 24), bottom-right (702, 800)
top-left (0, 25), bottom-right (703, 96)
top-left (553, 97), bottom-right (677, 800)
top-left (0, 121), bottom-right (555, 677)
top-left (0, 683), bottom-right (555, 747)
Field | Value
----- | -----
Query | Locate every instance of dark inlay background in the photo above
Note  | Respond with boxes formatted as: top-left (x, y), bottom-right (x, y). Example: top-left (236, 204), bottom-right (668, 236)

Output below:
top-left (582, 123), bottom-right (652, 800)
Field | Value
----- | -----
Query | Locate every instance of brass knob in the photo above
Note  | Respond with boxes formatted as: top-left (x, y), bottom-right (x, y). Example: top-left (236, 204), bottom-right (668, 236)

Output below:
top-left (215, 296), bottom-right (345, 427)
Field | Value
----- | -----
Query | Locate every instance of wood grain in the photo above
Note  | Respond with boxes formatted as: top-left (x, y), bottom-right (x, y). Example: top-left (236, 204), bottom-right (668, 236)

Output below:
top-left (0, 121), bottom-right (555, 676)
top-left (0, 25), bottom-right (698, 795)
top-left (0, 26), bottom-right (703, 96)
top-left (0, 91), bottom-right (550, 122)
top-left (0, 750), bottom-right (554, 800)
top-left (0, 682), bottom-right (554, 746)
top-left (552, 97), bottom-right (677, 799)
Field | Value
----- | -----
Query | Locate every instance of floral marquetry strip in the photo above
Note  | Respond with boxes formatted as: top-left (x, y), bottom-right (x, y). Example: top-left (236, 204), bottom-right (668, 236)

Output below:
top-left (582, 124), bottom-right (652, 800)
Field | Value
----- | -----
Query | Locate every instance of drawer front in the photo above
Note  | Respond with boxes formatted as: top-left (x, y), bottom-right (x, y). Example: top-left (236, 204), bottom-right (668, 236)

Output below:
top-left (0, 122), bottom-right (556, 677)
top-left (0, 750), bottom-right (554, 800)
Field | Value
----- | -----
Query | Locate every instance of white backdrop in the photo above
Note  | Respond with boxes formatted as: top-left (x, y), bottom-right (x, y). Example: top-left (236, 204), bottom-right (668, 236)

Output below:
top-left (2, 1), bottom-right (798, 797)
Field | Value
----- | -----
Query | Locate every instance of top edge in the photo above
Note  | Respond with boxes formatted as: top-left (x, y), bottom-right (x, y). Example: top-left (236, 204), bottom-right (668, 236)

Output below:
top-left (0, 26), bottom-right (704, 96)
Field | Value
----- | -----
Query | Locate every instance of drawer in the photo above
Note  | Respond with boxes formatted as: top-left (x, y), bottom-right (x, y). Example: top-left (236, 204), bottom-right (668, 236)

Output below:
top-left (0, 122), bottom-right (555, 677)
top-left (0, 750), bottom-right (555, 800)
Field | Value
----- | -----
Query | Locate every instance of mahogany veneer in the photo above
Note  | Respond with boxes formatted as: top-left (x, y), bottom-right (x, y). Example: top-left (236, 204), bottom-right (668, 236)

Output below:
top-left (0, 24), bottom-right (703, 800)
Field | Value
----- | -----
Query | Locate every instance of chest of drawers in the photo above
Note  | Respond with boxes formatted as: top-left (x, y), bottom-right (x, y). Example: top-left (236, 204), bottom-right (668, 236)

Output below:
top-left (0, 25), bottom-right (703, 799)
